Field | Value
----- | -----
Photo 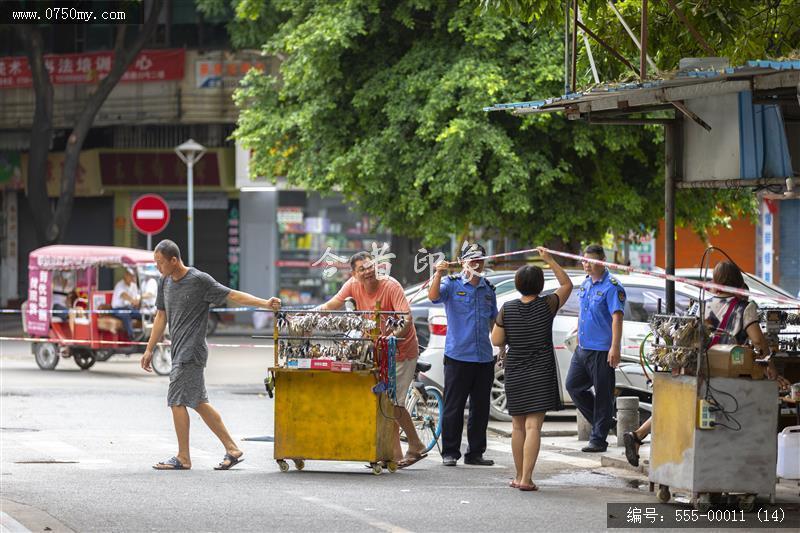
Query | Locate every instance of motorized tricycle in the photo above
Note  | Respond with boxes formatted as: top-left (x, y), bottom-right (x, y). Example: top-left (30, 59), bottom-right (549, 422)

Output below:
top-left (21, 245), bottom-right (172, 375)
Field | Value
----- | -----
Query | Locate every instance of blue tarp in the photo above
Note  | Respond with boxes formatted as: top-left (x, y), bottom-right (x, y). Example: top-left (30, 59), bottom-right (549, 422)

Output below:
top-left (738, 91), bottom-right (793, 179)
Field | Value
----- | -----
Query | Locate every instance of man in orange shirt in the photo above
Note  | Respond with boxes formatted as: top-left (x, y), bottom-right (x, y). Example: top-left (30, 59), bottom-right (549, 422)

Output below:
top-left (319, 251), bottom-right (427, 468)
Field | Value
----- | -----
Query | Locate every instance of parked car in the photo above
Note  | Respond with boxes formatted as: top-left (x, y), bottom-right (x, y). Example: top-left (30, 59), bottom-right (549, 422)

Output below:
top-left (405, 271), bottom-right (519, 349)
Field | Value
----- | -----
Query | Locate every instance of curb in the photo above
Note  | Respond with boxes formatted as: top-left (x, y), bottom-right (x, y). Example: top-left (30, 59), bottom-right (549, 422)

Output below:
top-left (600, 451), bottom-right (650, 476)
top-left (1, 499), bottom-right (75, 533)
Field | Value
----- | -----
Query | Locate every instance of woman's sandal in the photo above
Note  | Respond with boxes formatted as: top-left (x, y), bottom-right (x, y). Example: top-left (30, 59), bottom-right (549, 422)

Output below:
top-left (509, 480), bottom-right (520, 488)
top-left (623, 431), bottom-right (643, 467)
top-left (518, 483), bottom-right (539, 492)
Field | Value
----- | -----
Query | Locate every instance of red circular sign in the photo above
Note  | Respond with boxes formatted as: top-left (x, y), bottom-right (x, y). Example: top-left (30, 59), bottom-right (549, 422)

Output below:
top-left (131, 194), bottom-right (170, 235)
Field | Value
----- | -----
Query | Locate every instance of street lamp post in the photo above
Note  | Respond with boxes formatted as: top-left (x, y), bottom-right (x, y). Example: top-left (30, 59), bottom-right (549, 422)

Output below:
top-left (175, 139), bottom-right (206, 266)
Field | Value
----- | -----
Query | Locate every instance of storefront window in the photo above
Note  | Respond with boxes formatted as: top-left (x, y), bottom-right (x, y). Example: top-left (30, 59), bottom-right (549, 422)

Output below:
top-left (276, 191), bottom-right (390, 306)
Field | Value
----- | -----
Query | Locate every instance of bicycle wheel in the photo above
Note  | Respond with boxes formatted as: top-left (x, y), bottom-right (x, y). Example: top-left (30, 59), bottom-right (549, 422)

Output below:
top-left (411, 386), bottom-right (443, 453)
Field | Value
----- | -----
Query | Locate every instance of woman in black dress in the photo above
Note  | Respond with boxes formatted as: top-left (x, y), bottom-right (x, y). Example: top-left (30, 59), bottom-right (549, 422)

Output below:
top-left (491, 248), bottom-right (573, 491)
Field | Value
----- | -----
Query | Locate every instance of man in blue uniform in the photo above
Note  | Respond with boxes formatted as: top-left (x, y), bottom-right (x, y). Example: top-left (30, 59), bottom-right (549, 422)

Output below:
top-left (566, 244), bottom-right (626, 453)
top-left (429, 243), bottom-right (498, 466)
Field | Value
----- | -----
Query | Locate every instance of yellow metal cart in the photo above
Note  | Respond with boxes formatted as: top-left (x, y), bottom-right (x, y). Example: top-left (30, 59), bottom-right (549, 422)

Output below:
top-left (264, 305), bottom-right (402, 474)
top-left (271, 368), bottom-right (397, 474)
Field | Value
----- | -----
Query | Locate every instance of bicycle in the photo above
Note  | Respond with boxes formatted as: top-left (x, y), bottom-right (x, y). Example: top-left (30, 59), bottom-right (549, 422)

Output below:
top-left (402, 360), bottom-right (444, 453)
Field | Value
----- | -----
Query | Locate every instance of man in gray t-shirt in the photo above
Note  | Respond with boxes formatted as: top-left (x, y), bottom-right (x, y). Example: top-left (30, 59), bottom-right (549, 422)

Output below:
top-left (155, 268), bottom-right (230, 367)
top-left (142, 239), bottom-right (280, 471)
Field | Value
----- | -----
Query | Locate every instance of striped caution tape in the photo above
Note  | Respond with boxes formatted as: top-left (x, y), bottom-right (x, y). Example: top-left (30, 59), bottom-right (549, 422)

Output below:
top-left (0, 336), bottom-right (273, 349)
top-left (443, 246), bottom-right (800, 306)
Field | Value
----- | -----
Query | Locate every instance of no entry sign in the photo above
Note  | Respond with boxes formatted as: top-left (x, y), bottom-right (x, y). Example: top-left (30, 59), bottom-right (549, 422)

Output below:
top-left (131, 194), bottom-right (170, 235)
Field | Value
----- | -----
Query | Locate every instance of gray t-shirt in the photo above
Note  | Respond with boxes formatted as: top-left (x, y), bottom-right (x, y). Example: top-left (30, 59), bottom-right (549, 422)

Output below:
top-left (156, 268), bottom-right (230, 366)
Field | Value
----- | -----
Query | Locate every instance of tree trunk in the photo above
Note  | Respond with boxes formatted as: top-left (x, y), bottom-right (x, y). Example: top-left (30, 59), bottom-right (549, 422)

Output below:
top-left (17, 25), bottom-right (54, 244)
top-left (21, 0), bottom-right (164, 245)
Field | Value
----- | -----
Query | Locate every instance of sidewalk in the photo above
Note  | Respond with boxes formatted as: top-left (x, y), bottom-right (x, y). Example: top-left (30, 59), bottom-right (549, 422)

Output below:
top-left (490, 419), bottom-right (800, 506)
top-left (488, 414), bottom-right (578, 438)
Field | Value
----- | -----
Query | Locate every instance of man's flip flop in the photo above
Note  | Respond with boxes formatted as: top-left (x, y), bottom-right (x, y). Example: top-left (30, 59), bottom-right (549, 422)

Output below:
top-left (397, 452), bottom-right (428, 469)
top-left (214, 453), bottom-right (244, 470)
top-left (623, 432), bottom-right (643, 467)
top-left (153, 456), bottom-right (187, 470)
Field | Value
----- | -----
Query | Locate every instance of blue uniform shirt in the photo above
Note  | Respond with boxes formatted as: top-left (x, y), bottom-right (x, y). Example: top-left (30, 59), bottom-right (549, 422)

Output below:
top-left (431, 273), bottom-right (498, 363)
top-left (577, 270), bottom-right (626, 351)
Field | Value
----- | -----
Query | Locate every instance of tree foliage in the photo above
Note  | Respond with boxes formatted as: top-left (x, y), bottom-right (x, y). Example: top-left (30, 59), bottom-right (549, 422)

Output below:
top-left (484, 0), bottom-right (799, 83)
top-left (219, 0), bottom-right (757, 247)
top-left (17, 0), bottom-right (164, 245)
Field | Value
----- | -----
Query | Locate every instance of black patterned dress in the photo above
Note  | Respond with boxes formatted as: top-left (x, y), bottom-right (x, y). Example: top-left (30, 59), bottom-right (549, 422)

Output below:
top-left (498, 294), bottom-right (563, 416)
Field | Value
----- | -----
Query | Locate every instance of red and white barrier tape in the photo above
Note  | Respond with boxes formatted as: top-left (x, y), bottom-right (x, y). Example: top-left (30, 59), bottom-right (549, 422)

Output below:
top-left (0, 336), bottom-right (273, 349)
top-left (0, 306), bottom-right (263, 315)
top-left (446, 246), bottom-right (800, 306)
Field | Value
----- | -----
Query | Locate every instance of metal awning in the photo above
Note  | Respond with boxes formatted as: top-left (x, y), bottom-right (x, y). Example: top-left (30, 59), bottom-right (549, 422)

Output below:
top-left (484, 61), bottom-right (800, 117)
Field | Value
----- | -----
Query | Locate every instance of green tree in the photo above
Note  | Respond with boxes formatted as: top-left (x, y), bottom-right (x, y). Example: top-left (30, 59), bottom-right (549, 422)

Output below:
top-left (483, 1), bottom-right (800, 83)
top-left (211, 0), bottom-right (754, 248)
top-left (12, 0), bottom-right (164, 245)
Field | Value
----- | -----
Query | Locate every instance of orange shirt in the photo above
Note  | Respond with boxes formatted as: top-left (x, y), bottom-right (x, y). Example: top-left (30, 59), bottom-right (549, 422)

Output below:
top-left (333, 276), bottom-right (418, 361)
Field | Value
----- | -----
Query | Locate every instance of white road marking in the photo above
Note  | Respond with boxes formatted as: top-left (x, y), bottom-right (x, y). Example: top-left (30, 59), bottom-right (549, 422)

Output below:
top-left (0, 512), bottom-right (31, 533)
top-left (300, 496), bottom-right (413, 533)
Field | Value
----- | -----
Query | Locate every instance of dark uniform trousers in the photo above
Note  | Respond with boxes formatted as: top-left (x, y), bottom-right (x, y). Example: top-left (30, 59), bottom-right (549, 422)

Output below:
top-left (565, 346), bottom-right (616, 446)
top-left (441, 355), bottom-right (495, 460)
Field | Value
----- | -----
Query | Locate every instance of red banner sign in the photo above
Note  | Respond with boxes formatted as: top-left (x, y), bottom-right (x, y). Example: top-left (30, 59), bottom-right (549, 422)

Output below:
top-left (0, 49), bottom-right (185, 89)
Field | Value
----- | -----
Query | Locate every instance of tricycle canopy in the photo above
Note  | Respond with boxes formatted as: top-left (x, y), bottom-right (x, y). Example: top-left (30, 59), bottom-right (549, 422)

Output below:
top-left (29, 245), bottom-right (155, 271)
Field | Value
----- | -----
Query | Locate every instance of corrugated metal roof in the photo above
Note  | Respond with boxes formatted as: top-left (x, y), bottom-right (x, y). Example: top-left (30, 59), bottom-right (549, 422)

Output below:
top-left (484, 60), bottom-right (800, 115)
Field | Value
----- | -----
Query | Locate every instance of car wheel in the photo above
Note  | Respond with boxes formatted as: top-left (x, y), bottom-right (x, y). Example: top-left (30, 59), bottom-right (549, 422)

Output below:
top-left (489, 366), bottom-right (512, 422)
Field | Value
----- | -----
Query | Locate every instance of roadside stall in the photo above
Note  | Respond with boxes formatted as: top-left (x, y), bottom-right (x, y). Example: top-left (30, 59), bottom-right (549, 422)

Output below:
top-left (645, 304), bottom-right (800, 511)
top-left (260, 305), bottom-right (406, 474)
top-left (22, 245), bottom-right (172, 374)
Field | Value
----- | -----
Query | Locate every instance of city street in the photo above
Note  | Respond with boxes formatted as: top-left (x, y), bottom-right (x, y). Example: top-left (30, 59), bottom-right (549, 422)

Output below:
top-left (2, 337), bottom-right (656, 533)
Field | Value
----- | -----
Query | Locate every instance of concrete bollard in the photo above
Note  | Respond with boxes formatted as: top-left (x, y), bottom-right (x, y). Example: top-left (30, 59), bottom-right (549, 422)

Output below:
top-left (576, 409), bottom-right (592, 441)
top-left (616, 396), bottom-right (640, 446)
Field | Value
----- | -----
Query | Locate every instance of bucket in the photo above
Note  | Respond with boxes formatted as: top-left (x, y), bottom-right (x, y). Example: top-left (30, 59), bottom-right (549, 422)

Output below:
top-left (777, 425), bottom-right (800, 479)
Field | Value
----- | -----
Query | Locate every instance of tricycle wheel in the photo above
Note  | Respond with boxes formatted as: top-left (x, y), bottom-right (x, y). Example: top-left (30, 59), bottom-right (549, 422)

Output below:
top-left (34, 342), bottom-right (59, 370)
top-left (656, 485), bottom-right (670, 503)
top-left (293, 459), bottom-right (305, 471)
top-left (73, 350), bottom-right (96, 370)
top-left (151, 346), bottom-right (172, 376)
top-left (370, 462), bottom-right (382, 475)
top-left (277, 460), bottom-right (289, 473)
top-left (386, 461), bottom-right (398, 473)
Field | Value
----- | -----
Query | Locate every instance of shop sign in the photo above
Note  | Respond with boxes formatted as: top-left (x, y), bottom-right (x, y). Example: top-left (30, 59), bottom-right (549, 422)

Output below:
top-left (0, 49), bottom-right (185, 89)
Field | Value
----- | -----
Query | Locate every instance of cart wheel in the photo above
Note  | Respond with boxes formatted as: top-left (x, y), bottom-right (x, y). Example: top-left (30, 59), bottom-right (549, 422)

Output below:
top-left (657, 485), bottom-right (670, 503)
top-left (34, 342), bottom-right (59, 370)
top-left (738, 494), bottom-right (756, 513)
top-left (386, 461), bottom-right (398, 473)
top-left (370, 462), bottom-right (382, 475)
top-left (73, 350), bottom-right (96, 370)
top-left (695, 493), bottom-right (712, 513)
top-left (277, 460), bottom-right (289, 473)
top-left (293, 459), bottom-right (305, 471)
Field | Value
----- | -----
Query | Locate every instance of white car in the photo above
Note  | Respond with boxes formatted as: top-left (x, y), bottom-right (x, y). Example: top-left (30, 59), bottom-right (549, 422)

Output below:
top-left (418, 271), bottom-right (798, 421)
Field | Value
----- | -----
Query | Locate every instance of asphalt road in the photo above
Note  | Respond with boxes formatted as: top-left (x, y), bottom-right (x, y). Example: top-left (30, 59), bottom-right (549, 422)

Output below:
top-left (0, 338), bottom-right (673, 532)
